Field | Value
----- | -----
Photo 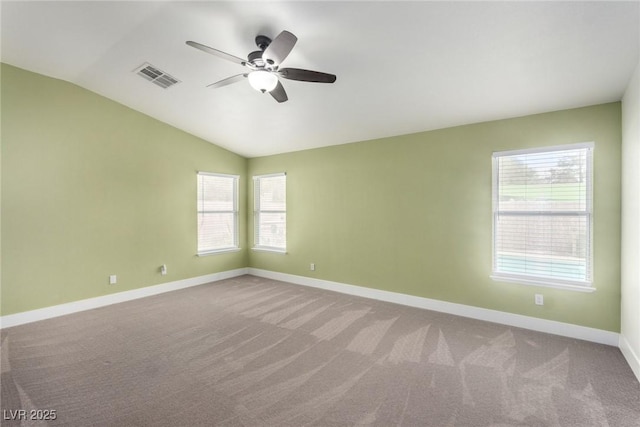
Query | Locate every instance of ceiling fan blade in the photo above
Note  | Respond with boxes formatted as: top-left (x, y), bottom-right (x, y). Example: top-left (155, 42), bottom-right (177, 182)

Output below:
top-left (278, 68), bottom-right (336, 83)
top-left (262, 31), bottom-right (297, 67)
top-left (206, 74), bottom-right (247, 89)
top-left (270, 80), bottom-right (288, 103)
top-left (186, 41), bottom-right (246, 65)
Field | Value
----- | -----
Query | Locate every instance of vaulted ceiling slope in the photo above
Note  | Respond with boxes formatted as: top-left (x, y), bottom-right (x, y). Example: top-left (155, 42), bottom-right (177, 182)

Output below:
top-left (2, 1), bottom-right (639, 157)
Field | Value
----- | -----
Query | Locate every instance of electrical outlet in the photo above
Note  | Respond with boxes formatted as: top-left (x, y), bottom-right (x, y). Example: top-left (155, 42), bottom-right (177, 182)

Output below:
top-left (535, 294), bottom-right (544, 306)
top-left (109, 275), bottom-right (117, 285)
top-left (310, 263), bottom-right (315, 271)
top-left (160, 264), bottom-right (167, 276)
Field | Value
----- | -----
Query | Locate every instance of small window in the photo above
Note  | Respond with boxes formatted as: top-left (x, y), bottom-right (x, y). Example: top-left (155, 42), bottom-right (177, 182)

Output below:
top-left (197, 172), bottom-right (239, 255)
top-left (491, 143), bottom-right (594, 290)
top-left (253, 173), bottom-right (286, 252)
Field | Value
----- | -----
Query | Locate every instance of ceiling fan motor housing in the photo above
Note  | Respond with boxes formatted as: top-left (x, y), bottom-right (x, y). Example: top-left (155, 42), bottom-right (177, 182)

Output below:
top-left (247, 50), bottom-right (266, 68)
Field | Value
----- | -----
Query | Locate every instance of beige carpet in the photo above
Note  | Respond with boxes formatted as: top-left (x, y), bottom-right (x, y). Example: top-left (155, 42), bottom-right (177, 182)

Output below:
top-left (1, 275), bottom-right (639, 426)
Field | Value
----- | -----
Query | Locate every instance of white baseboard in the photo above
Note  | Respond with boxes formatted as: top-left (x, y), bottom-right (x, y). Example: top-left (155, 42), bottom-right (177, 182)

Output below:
top-left (619, 334), bottom-right (640, 381)
top-left (0, 268), bottom-right (249, 329)
top-left (248, 268), bottom-right (620, 347)
top-left (1, 267), bottom-right (622, 349)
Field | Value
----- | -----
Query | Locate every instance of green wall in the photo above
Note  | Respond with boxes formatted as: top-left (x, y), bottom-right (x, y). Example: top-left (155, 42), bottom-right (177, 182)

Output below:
top-left (1, 64), bottom-right (248, 315)
top-left (1, 63), bottom-right (623, 332)
top-left (248, 103), bottom-right (622, 332)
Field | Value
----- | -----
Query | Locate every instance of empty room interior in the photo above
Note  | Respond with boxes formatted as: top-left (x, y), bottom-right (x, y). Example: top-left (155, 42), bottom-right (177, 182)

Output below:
top-left (1, 1), bottom-right (640, 426)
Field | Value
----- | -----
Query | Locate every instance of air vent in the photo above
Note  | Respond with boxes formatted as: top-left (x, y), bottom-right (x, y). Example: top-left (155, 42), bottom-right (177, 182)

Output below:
top-left (135, 63), bottom-right (180, 89)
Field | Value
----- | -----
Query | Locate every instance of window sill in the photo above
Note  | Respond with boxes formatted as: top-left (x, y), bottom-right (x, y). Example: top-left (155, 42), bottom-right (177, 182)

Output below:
top-left (490, 274), bottom-right (596, 293)
top-left (252, 247), bottom-right (287, 254)
top-left (197, 247), bottom-right (241, 257)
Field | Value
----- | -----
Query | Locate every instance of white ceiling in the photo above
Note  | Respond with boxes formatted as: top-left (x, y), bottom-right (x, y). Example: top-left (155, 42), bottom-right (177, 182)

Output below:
top-left (2, 1), bottom-right (639, 158)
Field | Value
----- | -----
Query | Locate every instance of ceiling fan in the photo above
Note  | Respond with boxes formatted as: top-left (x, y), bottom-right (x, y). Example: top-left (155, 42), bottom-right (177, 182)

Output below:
top-left (186, 30), bottom-right (336, 103)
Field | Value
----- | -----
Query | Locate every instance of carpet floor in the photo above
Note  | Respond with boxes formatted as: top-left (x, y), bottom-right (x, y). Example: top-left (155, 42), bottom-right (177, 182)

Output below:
top-left (1, 275), bottom-right (639, 426)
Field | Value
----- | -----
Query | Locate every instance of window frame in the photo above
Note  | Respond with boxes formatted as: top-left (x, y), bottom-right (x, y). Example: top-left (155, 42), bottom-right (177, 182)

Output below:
top-left (253, 172), bottom-right (287, 253)
top-left (196, 172), bottom-right (240, 256)
top-left (491, 142), bottom-right (595, 292)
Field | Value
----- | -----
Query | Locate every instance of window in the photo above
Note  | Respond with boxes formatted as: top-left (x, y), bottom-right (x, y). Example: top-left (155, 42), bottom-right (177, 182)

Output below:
top-left (492, 143), bottom-right (594, 290)
top-left (253, 173), bottom-right (286, 252)
top-left (197, 172), bottom-right (239, 255)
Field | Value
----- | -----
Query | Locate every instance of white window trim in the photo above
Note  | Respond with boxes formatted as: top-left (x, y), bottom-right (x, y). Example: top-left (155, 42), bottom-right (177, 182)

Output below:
top-left (490, 273), bottom-right (596, 292)
top-left (491, 142), bottom-right (595, 292)
top-left (197, 247), bottom-right (242, 257)
top-left (253, 172), bottom-right (287, 253)
top-left (251, 246), bottom-right (287, 254)
top-left (197, 172), bottom-right (240, 256)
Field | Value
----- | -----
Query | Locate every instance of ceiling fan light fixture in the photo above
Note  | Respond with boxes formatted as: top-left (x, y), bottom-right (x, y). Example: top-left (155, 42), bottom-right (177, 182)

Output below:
top-left (248, 70), bottom-right (278, 93)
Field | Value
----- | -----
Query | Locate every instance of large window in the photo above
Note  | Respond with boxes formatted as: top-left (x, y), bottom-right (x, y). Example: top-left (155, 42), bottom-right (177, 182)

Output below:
top-left (492, 143), bottom-right (594, 290)
top-left (197, 172), bottom-right (239, 255)
top-left (253, 173), bottom-right (286, 252)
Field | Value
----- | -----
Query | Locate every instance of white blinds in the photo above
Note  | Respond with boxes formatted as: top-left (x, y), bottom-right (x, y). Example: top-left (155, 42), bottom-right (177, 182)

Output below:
top-left (197, 172), bottom-right (238, 254)
top-left (492, 143), bottom-right (593, 287)
top-left (254, 173), bottom-right (286, 251)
